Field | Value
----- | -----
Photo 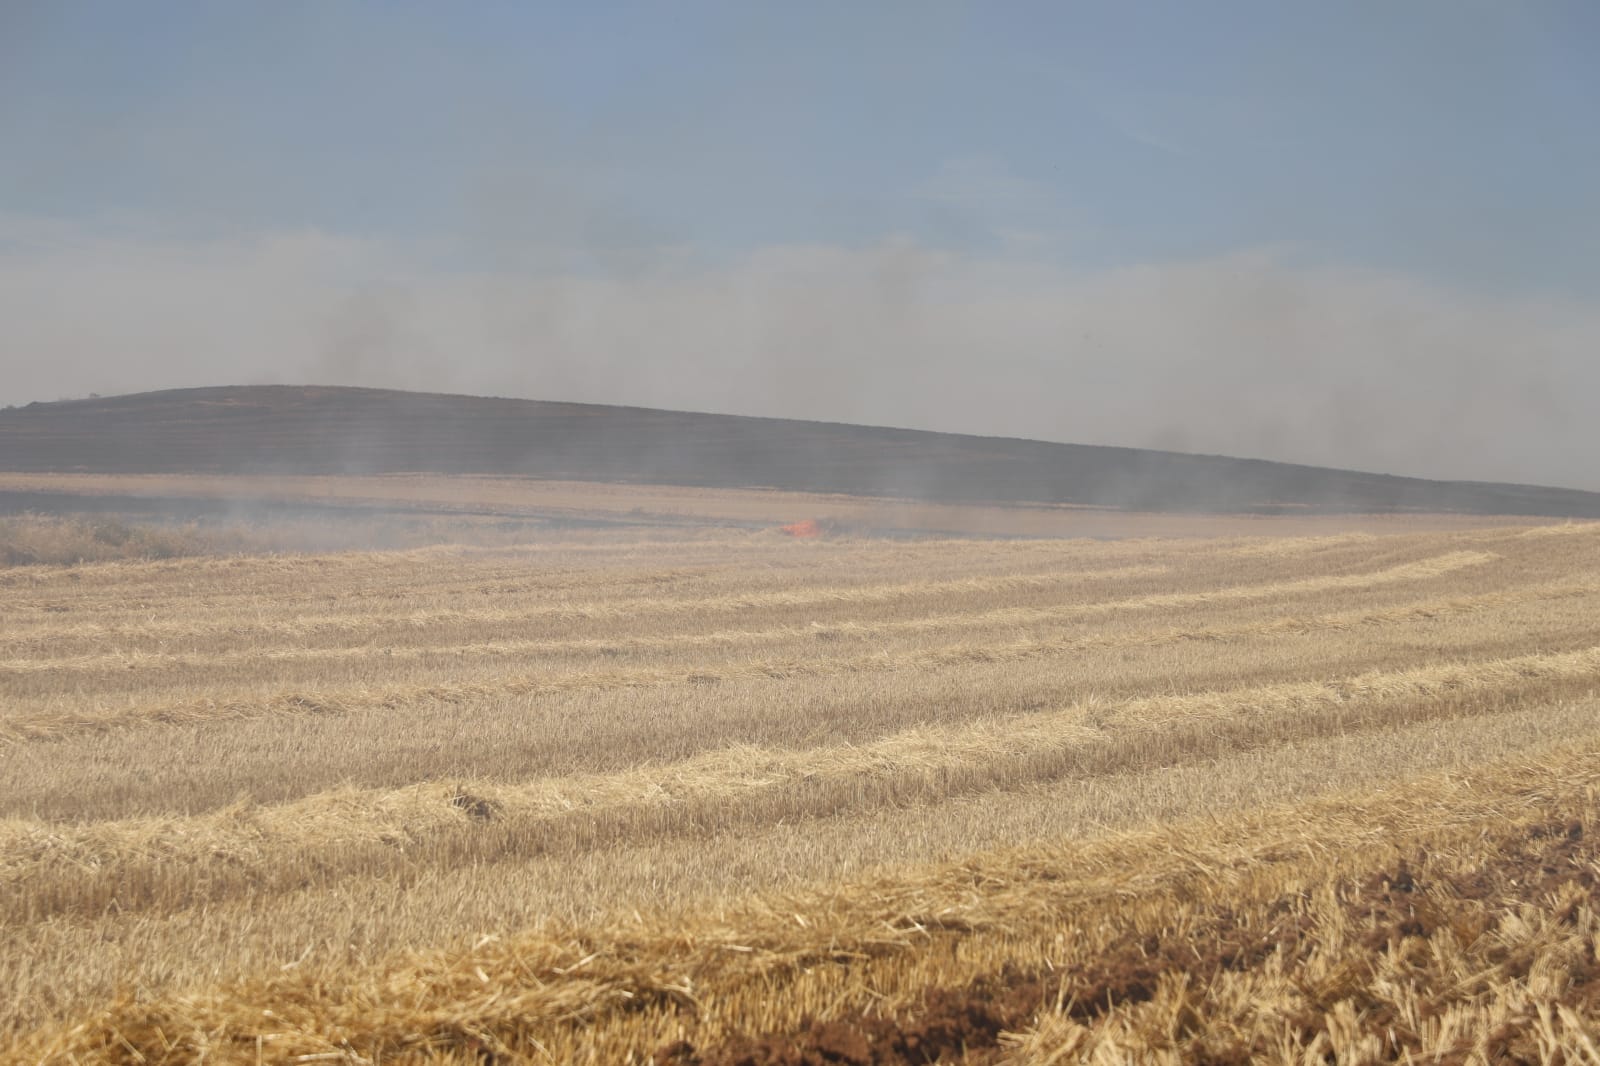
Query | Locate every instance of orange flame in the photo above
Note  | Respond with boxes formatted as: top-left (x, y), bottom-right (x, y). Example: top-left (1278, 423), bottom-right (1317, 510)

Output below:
top-left (780, 518), bottom-right (824, 538)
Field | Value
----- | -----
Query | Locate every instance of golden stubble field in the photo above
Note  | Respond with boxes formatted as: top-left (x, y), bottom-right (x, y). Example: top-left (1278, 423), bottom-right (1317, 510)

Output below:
top-left (3, 496), bottom-right (1600, 1063)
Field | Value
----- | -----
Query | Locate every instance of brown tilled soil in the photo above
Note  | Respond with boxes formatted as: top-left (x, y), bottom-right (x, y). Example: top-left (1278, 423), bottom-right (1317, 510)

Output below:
top-left (659, 819), bottom-right (1597, 1066)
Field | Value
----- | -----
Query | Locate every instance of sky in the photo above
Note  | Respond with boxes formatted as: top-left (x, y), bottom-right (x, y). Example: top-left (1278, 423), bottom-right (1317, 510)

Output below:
top-left (3, 1), bottom-right (1599, 487)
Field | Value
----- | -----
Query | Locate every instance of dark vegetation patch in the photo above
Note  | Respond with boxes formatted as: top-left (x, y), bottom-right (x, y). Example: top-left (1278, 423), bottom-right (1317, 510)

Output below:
top-left (0, 515), bottom-right (237, 566)
top-left (7, 385), bottom-right (1600, 515)
top-left (448, 788), bottom-right (501, 823)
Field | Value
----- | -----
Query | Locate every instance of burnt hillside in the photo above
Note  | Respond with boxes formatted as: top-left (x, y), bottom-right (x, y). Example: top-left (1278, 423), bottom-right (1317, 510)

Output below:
top-left (3, 385), bottom-right (1598, 516)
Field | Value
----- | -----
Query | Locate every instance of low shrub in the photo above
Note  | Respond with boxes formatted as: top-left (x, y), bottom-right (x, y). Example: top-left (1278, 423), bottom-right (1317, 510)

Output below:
top-left (0, 515), bottom-right (224, 567)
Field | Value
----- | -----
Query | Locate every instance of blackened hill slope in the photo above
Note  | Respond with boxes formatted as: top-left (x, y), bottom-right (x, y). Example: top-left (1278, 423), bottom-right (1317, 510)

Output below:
top-left (2, 385), bottom-right (1598, 516)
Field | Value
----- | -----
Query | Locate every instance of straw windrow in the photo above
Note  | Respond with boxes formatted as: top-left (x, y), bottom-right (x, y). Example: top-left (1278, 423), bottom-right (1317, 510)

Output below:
top-left (4, 517), bottom-right (1599, 1058)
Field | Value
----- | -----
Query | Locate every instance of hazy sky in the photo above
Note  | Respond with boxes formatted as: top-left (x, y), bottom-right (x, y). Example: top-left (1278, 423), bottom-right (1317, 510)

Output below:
top-left (4, 1), bottom-right (1599, 487)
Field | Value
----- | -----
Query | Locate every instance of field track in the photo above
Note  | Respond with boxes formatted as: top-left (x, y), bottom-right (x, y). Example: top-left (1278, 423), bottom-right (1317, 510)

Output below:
top-left (4, 513), bottom-right (1600, 1061)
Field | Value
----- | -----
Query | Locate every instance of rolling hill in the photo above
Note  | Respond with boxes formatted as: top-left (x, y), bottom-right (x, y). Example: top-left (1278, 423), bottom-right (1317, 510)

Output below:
top-left (3, 384), bottom-right (1599, 516)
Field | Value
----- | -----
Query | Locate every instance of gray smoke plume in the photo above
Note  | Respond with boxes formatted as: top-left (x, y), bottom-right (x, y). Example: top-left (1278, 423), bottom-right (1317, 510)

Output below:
top-left (3, 219), bottom-right (1599, 490)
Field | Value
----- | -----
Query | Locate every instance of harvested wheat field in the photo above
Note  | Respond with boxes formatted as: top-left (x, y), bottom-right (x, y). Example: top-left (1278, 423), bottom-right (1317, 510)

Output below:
top-left (5, 509), bottom-right (1600, 1063)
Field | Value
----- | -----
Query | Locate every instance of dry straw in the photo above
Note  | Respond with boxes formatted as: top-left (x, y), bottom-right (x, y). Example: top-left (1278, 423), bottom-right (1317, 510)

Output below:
top-left (14, 742), bottom-right (1600, 1063)
top-left (4, 516), bottom-right (1598, 1060)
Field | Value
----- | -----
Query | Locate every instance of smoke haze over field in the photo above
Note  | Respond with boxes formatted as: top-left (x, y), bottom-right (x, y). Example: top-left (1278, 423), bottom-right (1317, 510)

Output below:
top-left (6, 225), bottom-right (1600, 490)
top-left (4, 2), bottom-right (1599, 489)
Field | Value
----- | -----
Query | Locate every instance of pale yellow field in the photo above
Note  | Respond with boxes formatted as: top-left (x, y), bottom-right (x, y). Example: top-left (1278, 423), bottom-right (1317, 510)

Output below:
top-left (4, 503), bottom-right (1600, 1063)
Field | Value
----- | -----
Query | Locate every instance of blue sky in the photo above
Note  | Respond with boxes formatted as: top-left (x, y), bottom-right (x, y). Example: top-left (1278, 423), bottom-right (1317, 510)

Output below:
top-left (3, 2), bottom-right (1599, 486)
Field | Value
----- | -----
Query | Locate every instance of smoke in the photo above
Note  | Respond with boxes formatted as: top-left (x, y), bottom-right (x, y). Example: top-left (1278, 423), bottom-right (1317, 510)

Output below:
top-left (3, 215), bottom-right (1599, 490)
